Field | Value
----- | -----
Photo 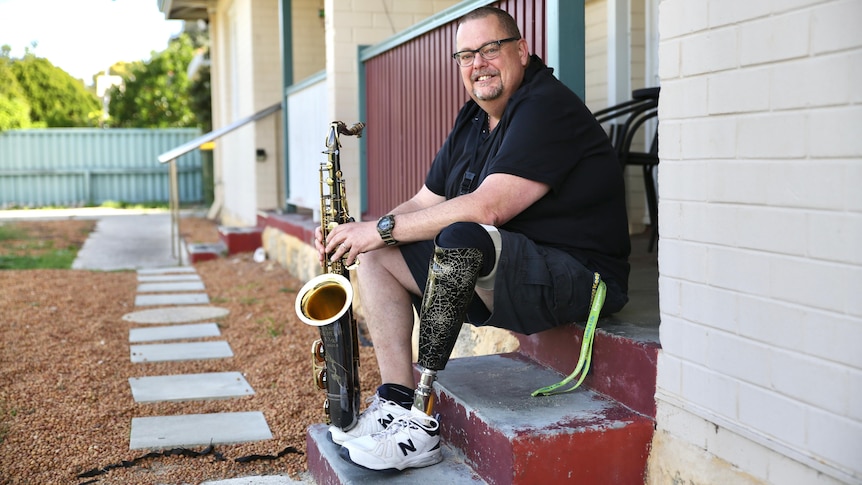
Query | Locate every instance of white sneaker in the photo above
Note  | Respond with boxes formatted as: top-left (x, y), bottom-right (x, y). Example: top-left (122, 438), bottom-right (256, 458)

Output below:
top-left (340, 407), bottom-right (443, 472)
top-left (328, 394), bottom-right (411, 445)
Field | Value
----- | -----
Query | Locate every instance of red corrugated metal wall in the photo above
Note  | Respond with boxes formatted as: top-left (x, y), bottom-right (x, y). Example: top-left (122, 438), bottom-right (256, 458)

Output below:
top-left (363, 0), bottom-right (546, 220)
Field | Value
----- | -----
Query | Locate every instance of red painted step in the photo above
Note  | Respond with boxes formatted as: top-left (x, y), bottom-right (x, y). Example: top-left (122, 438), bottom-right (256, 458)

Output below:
top-left (516, 317), bottom-right (660, 418)
top-left (430, 353), bottom-right (653, 485)
top-left (217, 226), bottom-right (263, 255)
top-left (186, 242), bottom-right (226, 263)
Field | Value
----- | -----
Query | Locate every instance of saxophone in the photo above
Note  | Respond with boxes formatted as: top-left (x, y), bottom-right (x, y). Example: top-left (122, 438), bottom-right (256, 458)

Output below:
top-left (294, 121), bottom-right (364, 430)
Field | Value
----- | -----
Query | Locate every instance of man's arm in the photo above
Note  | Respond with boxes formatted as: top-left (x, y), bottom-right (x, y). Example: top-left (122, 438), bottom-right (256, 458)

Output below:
top-left (389, 173), bottom-right (549, 243)
top-left (323, 173), bottom-right (548, 264)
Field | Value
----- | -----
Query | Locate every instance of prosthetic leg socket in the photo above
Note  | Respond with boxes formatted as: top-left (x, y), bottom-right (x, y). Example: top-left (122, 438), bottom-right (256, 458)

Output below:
top-left (413, 245), bottom-right (483, 414)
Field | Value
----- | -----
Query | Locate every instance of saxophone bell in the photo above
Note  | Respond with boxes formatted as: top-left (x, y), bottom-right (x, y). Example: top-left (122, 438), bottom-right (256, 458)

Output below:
top-left (295, 273), bottom-right (354, 327)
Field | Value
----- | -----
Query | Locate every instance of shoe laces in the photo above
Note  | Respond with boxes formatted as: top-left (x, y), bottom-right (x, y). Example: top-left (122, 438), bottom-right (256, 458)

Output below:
top-left (373, 413), bottom-right (438, 441)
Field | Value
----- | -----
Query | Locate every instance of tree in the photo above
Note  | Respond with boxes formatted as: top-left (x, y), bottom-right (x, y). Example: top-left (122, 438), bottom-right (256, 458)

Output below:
top-left (0, 46), bottom-right (32, 131)
top-left (9, 54), bottom-right (100, 127)
top-left (108, 33), bottom-right (199, 128)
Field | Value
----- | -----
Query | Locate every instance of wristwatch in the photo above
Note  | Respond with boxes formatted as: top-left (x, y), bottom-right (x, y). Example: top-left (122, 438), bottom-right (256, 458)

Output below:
top-left (376, 214), bottom-right (398, 246)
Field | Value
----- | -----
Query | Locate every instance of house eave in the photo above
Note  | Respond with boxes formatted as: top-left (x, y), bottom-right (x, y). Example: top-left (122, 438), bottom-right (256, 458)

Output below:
top-left (158, 0), bottom-right (210, 20)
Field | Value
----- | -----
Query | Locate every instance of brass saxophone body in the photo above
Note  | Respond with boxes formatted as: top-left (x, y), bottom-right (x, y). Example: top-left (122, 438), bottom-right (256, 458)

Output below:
top-left (294, 121), bottom-right (365, 431)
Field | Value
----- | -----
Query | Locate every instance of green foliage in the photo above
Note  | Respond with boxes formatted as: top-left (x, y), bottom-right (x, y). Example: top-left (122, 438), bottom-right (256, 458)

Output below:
top-left (0, 249), bottom-right (79, 270)
top-left (0, 224), bottom-right (27, 241)
top-left (108, 34), bottom-right (200, 128)
top-left (98, 200), bottom-right (168, 210)
top-left (8, 55), bottom-right (100, 127)
top-left (0, 47), bottom-right (32, 130)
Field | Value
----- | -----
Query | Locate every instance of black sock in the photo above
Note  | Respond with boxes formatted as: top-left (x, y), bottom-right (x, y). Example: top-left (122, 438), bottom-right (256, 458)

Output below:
top-left (377, 383), bottom-right (415, 409)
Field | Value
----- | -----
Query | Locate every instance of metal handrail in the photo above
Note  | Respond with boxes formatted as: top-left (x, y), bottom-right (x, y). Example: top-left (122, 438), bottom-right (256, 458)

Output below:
top-left (159, 102), bottom-right (283, 264)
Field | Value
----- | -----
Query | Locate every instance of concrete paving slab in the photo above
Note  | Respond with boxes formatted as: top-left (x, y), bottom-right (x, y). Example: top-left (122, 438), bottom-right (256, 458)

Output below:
top-left (128, 372), bottom-right (254, 402)
top-left (129, 412), bottom-right (272, 450)
top-left (135, 293), bottom-right (210, 307)
top-left (130, 341), bottom-right (233, 363)
top-left (129, 323), bottom-right (221, 343)
top-left (122, 305), bottom-right (230, 324)
top-left (136, 281), bottom-right (206, 293)
top-left (137, 274), bottom-right (202, 283)
top-left (137, 266), bottom-right (198, 275)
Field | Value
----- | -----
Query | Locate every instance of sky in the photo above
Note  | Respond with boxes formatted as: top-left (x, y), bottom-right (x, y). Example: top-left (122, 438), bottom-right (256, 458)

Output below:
top-left (0, 0), bottom-right (184, 84)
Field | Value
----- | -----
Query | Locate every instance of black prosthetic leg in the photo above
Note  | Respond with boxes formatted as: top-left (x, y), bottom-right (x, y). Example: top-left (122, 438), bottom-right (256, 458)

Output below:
top-left (413, 245), bottom-right (483, 415)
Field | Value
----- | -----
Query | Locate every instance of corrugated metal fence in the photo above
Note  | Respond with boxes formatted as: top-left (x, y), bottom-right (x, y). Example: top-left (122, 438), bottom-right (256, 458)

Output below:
top-left (0, 128), bottom-right (202, 208)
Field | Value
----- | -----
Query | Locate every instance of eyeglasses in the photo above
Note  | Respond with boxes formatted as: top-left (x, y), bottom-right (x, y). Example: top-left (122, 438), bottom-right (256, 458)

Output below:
top-left (452, 37), bottom-right (520, 67)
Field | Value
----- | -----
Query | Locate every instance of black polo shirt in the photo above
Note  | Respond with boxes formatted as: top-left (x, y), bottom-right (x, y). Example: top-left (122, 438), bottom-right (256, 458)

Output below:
top-left (425, 55), bottom-right (630, 292)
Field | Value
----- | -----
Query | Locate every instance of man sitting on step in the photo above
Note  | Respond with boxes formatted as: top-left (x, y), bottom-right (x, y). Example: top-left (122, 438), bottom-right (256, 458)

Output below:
top-left (315, 5), bottom-right (630, 472)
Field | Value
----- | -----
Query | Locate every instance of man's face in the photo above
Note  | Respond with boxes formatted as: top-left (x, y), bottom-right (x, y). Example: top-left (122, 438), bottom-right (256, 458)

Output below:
top-left (455, 16), bottom-right (528, 105)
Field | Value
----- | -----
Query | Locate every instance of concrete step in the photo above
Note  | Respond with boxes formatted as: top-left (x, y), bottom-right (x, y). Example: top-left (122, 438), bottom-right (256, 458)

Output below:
top-left (187, 241), bottom-right (228, 263)
top-left (306, 423), bottom-right (487, 484)
top-left (516, 316), bottom-right (660, 418)
top-left (307, 353), bottom-right (654, 485)
top-left (218, 226), bottom-right (263, 255)
top-left (431, 353), bottom-right (653, 485)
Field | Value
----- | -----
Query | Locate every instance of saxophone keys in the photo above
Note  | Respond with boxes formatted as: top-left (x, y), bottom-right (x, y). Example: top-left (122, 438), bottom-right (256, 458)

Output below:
top-left (323, 399), bottom-right (332, 424)
top-left (314, 367), bottom-right (327, 390)
top-left (311, 339), bottom-right (326, 363)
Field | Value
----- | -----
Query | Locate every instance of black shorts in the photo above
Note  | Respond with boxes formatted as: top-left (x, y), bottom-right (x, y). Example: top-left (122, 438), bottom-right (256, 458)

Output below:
top-left (400, 230), bottom-right (627, 335)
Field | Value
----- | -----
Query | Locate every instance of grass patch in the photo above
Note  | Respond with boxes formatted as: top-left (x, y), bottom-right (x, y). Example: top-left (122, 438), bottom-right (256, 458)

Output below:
top-left (0, 225), bottom-right (27, 241)
top-left (98, 200), bottom-right (169, 210)
top-left (0, 221), bottom-right (89, 270)
top-left (0, 249), bottom-right (79, 270)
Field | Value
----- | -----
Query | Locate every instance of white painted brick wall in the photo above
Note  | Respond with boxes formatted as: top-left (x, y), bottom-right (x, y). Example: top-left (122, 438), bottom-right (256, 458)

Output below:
top-left (656, 0), bottom-right (862, 481)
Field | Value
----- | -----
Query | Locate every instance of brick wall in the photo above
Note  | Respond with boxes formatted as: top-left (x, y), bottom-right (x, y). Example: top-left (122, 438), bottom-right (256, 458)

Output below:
top-left (651, 0), bottom-right (862, 483)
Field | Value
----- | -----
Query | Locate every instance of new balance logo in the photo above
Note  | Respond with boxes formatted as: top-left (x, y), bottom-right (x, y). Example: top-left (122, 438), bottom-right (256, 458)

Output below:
top-left (398, 438), bottom-right (416, 456)
top-left (377, 413), bottom-right (394, 429)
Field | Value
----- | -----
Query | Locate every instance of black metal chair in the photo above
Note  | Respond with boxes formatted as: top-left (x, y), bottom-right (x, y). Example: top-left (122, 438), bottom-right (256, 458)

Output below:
top-left (593, 87), bottom-right (660, 251)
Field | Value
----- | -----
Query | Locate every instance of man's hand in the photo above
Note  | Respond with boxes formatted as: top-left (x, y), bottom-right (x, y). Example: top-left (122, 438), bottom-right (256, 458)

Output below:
top-left (320, 220), bottom-right (385, 268)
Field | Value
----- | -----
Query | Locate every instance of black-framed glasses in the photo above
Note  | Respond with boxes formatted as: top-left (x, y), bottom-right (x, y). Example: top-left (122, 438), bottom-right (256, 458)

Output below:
top-left (452, 37), bottom-right (520, 67)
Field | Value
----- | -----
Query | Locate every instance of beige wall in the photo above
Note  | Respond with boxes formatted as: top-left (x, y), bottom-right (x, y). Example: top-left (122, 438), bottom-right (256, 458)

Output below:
top-left (292, 0), bottom-right (326, 81)
top-left (209, 0), bottom-right (284, 226)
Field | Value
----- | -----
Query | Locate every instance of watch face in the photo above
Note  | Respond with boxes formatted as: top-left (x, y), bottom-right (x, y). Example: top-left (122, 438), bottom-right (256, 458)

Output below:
top-left (378, 217), bottom-right (393, 231)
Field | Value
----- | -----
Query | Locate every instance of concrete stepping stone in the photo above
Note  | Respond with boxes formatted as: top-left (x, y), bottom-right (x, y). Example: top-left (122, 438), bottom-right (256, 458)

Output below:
top-left (128, 372), bottom-right (254, 402)
top-left (130, 341), bottom-right (233, 363)
top-left (138, 274), bottom-right (202, 283)
top-left (134, 293), bottom-right (210, 307)
top-left (136, 281), bottom-right (206, 293)
top-left (122, 306), bottom-right (230, 324)
top-left (129, 411), bottom-right (272, 450)
top-left (129, 323), bottom-right (221, 343)
top-left (137, 266), bottom-right (197, 275)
